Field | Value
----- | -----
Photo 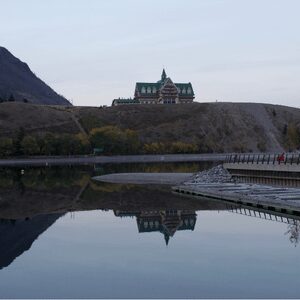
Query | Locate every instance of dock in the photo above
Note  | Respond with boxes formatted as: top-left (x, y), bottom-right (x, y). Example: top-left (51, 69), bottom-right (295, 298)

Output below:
top-left (173, 182), bottom-right (300, 215)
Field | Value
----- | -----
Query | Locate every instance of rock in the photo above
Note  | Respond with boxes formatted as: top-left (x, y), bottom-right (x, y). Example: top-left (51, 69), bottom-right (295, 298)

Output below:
top-left (183, 165), bottom-right (234, 185)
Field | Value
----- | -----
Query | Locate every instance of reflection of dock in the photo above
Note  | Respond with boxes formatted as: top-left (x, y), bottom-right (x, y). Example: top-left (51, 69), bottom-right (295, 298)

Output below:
top-left (114, 210), bottom-right (196, 245)
top-left (226, 204), bottom-right (300, 225)
top-left (225, 202), bottom-right (300, 246)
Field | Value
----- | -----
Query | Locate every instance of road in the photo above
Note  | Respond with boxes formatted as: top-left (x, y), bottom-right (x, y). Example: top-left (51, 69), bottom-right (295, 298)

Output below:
top-left (0, 153), bottom-right (229, 167)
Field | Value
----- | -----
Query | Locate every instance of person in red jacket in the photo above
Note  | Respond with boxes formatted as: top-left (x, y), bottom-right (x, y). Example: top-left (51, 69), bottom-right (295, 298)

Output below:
top-left (277, 152), bottom-right (285, 163)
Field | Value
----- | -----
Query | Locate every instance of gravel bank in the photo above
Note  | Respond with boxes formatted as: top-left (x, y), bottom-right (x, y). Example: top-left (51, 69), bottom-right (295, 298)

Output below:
top-left (183, 165), bottom-right (234, 185)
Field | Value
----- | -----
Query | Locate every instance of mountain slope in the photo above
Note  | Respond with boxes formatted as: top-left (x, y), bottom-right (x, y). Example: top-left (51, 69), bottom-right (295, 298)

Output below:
top-left (0, 102), bottom-right (299, 153)
top-left (0, 47), bottom-right (71, 105)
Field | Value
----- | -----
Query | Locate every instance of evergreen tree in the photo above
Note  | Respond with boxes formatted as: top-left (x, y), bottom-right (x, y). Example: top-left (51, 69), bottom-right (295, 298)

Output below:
top-left (8, 94), bottom-right (15, 102)
top-left (13, 127), bottom-right (25, 155)
top-left (21, 136), bottom-right (40, 155)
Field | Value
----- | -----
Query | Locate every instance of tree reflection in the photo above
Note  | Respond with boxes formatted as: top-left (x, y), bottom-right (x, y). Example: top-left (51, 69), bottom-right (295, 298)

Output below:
top-left (285, 221), bottom-right (300, 247)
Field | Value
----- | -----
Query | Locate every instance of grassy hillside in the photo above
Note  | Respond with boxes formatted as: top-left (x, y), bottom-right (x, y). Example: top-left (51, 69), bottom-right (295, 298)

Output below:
top-left (0, 102), bottom-right (299, 154)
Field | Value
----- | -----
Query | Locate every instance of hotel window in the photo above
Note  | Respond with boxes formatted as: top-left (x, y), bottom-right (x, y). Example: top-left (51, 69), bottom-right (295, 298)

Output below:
top-left (147, 87), bottom-right (151, 93)
top-left (187, 87), bottom-right (192, 94)
top-left (182, 88), bottom-right (186, 94)
top-left (153, 87), bottom-right (156, 93)
top-left (141, 86), bottom-right (146, 93)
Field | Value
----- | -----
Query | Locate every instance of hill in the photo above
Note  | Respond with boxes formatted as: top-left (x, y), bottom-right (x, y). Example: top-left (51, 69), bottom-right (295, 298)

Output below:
top-left (0, 47), bottom-right (71, 105)
top-left (74, 102), bottom-right (300, 153)
top-left (0, 102), bottom-right (299, 154)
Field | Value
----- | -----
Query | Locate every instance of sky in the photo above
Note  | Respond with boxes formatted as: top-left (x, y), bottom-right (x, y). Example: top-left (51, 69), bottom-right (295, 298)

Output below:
top-left (1, 0), bottom-right (300, 107)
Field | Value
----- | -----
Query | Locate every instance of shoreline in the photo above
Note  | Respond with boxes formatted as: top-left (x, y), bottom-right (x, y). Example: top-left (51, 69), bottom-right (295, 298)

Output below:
top-left (93, 172), bottom-right (194, 185)
top-left (0, 153), bottom-right (228, 167)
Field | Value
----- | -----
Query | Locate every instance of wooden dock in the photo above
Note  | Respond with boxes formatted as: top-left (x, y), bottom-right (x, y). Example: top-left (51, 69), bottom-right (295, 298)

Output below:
top-left (173, 183), bottom-right (300, 215)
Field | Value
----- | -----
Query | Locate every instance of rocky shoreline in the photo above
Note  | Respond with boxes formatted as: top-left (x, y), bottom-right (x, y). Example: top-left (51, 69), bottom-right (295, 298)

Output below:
top-left (183, 165), bottom-right (234, 185)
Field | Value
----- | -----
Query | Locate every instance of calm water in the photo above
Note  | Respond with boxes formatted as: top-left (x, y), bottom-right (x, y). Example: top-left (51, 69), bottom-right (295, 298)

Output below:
top-left (0, 163), bottom-right (300, 298)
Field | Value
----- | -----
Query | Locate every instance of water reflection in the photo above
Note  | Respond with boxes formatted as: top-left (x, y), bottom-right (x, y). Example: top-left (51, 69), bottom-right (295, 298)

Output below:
top-left (0, 165), bottom-right (299, 275)
top-left (226, 203), bottom-right (300, 246)
top-left (0, 214), bottom-right (63, 270)
top-left (115, 209), bottom-right (196, 245)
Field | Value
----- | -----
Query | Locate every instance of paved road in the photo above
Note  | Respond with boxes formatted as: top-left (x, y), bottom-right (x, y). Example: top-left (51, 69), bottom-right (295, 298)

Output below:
top-left (0, 153), bottom-right (228, 167)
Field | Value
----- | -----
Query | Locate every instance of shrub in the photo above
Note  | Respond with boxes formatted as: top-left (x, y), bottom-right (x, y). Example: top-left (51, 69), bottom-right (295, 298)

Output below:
top-left (286, 123), bottom-right (300, 150)
top-left (0, 138), bottom-right (14, 157)
top-left (21, 136), bottom-right (40, 155)
top-left (89, 126), bottom-right (140, 154)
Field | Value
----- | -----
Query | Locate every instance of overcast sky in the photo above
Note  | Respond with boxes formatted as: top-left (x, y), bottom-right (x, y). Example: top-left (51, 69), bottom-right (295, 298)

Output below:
top-left (1, 0), bottom-right (300, 107)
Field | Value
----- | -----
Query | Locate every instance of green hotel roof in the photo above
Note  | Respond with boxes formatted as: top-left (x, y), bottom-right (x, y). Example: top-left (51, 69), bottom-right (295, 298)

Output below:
top-left (113, 98), bottom-right (140, 104)
top-left (135, 81), bottom-right (194, 96)
top-left (135, 70), bottom-right (194, 96)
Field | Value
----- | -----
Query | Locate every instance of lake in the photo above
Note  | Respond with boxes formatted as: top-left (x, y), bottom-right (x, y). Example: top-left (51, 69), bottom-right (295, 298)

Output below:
top-left (0, 162), bottom-right (300, 298)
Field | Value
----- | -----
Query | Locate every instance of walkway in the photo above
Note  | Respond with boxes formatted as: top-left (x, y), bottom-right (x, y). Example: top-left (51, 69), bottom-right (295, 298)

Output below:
top-left (173, 182), bottom-right (300, 213)
top-left (0, 153), bottom-right (227, 167)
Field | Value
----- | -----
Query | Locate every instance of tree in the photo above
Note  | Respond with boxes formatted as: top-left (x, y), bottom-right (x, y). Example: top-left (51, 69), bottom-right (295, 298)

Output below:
top-left (170, 141), bottom-right (198, 154)
top-left (0, 138), bottom-right (14, 157)
top-left (43, 133), bottom-right (59, 155)
top-left (75, 133), bottom-right (91, 154)
top-left (8, 94), bottom-right (15, 102)
top-left (13, 127), bottom-right (25, 155)
top-left (90, 126), bottom-right (125, 154)
top-left (286, 123), bottom-right (300, 150)
top-left (21, 136), bottom-right (40, 155)
top-left (122, 129), bottom-right (140, 154)
top-left (285, 221), bottom-right (300, 247)
top-left (143, 142), bottom-right (166, 154)
top-left (282, 124), bottom-right (288, 135)
top-left (89, 126), bottom-right (141, 155)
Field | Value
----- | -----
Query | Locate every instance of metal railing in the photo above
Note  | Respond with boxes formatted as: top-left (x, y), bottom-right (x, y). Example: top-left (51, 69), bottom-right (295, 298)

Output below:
top-left (225, 153), bottom-right (300, 165)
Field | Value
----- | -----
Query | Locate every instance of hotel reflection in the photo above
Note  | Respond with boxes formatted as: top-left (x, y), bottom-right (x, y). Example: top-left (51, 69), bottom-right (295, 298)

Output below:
top-left (114, 210), bottom-right (197, 245)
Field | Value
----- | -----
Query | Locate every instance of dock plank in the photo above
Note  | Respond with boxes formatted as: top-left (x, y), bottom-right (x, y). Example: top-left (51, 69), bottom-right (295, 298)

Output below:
top-left (174, 183), bottom-right (300, 213)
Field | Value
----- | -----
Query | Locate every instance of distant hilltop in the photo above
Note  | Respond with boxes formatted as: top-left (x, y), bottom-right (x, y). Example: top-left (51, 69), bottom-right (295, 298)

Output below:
top-left (0, 47), bottom-right (71, 106)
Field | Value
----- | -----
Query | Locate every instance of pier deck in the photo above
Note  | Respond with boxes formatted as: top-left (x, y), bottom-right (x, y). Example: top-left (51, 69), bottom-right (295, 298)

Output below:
top-left (173, 183), bottom-right (300, 214)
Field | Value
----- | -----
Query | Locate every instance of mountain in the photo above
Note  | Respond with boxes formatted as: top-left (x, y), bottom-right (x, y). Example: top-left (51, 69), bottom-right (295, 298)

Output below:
top-left (0, 47), bottom-right (71, 105)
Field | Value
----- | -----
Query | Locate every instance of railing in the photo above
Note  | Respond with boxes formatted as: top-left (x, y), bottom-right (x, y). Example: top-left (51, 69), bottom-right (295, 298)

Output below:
top-left (225, 153), bottom-right (300, 165)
